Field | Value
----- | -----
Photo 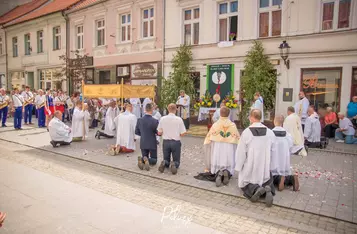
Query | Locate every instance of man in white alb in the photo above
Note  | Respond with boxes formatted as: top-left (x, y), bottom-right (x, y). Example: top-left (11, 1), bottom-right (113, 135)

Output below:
top-left (252, 92), bottom-right (264, 123)
top-left (294, 91), bottom-right (310, 131)
top-left (114, 104), bottom-right (137, 153)
top-left (304, 106), bottom-right (321, 148)
top-left (130, 98), bottom-right (142, 119)
top-left (157, 103), bottom-right (187, 175)
top-left (71, 101), bottom-right (91, 141)
top-left (176, 90), bottom-right (190, 129)
top-left (49, 110), bottom-right (72, 148)
top-left (95, 100), bottom-right (118, 139)
top-left (142, 98), bottom-right (152, 116)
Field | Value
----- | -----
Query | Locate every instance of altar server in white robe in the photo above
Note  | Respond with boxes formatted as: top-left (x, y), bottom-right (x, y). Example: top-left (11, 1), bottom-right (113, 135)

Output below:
top-left (142, 98), bottom-right (152, 116)
top-left (271, 114), bottom-right (300, 192)
top-left (71, 100), bottom-right (91, 141)
top-left (114, 104), bottom-right (137, 153)
top-left (294, 91), bottom-right (310, 131)
top-left (130, 98), bottom-right (142, 119)
top-left (304, 106), bottom-right (321, 148)
top-left (95, 100), bottom-right (118, 139)
top-left (212, 103), bottom-right (226, 123)
top-left (283, 106), bottom-right (307, 156)
top-left (204, 106), bottom-right (240, 187)
top-left (252, 92), bottom-right (264, 123)
top-left (176, 90), bottom-right (190, 129)
top-left (152, 104), bottom-right (162, 143)
top-left (49, 110), bottom-right (72, 148)
top-left (235, 109), bottom-right (275, 207)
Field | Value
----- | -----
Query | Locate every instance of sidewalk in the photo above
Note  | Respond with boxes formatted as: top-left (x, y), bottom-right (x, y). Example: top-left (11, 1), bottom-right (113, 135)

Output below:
top-left (0, 122), bottom-right (356, 223)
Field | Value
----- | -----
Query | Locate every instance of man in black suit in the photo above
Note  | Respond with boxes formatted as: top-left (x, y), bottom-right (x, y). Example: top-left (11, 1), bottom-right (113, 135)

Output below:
top-left (135, 103), bottom-right (159, 171)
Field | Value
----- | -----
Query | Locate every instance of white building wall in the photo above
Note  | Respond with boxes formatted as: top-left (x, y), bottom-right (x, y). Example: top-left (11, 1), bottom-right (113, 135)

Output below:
top-left (164, 0), bottom-right (357, 117)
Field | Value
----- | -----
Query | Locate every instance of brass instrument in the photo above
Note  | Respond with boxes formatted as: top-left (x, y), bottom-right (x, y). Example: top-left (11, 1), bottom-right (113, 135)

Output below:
top-left (0, 100), bottom-right (8, 109)
top-left (24, 96), bottom-right (35, 107)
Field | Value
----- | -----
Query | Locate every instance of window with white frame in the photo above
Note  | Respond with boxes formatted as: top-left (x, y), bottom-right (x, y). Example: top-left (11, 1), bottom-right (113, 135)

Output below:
top-left (259, 0), bottom-right (282, 38)
top-left (120, 14), bottom-right (131, 42)
top-left (25, 33), bottom-right (31, 55)
top-left (142, 8), bottom-right (154, 38)
top-left (0, 37), bottom-right (3, 55)
top-left (183, 8), bottom-right (200, 45)
top-left (96, 19), bottom-right (105, 46)
top-left (53, 26), bottom-right (61, 50)
top-left (13, 37), bottom-right (18, 57)
top-left (37, 30), bottom-right (43, 53)
top-left (218, 1), bottom-right (238, 41)
top-left (321, 0), bottom-right (352, 31)
top-left (76, 25), bottom-right (84, 49)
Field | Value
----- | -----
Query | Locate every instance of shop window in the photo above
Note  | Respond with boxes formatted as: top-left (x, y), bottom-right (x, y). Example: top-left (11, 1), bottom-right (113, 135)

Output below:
top-left (351, 68), bottom-right (357, 99)
top-left (259, 0), bottom-right (282, 37)
top-left (183, 8), bottom-right (200, 45)
top-left (99, 71), bottom-right (111, 84)
top-left (218, 1), bottom-right (238, 41)
top-left (39, 69), bottom-right (62, 90)
top-left (301, 68), bottom-right (342, 111)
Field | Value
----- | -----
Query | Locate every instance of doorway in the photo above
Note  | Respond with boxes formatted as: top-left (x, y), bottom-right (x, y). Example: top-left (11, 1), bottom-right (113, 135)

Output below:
top-left (99, 71), bottom-right (111, 84)
top-left (27, 72), bottom-right (34, 89)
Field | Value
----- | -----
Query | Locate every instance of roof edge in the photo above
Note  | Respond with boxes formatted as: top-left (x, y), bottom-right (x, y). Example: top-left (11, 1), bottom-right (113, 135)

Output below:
top-left (65, 0), bottom-right (108, 15)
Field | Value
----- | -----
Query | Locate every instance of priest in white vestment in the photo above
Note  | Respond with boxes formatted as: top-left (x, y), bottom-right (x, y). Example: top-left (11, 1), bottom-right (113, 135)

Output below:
top-left (204, 106), bottom-right (240, 187)
top-left (283, 106), bottom-right (307, 156)
top-left (95, 100), bottom-right (118, 139)
top-left (252, 92), bottom-right (264, 123)
top-left (271, 115), bottom-right (299, 192)
top-left (130, 98), bottom-right (142, 119)
top-left (71, 101), bottom-right (91, 141)
top-left (294, 91), bottom-right (310, 131)
top-left (114, 104), bottom-right (137, 153)
top-left (49, 110), bottom-right (72, 148)
top-left (235, 109), bottom-right (275, 207)
top-left (176, 90), bottom-right (190, 129)
top-left (304, 107), bottom-right (321, 148)
top-left (142, 98), bottom-right (152, 116)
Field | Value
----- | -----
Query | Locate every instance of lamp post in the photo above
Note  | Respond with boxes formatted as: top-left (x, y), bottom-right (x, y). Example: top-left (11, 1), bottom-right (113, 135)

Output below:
top-left (279, 40), bottom-right (290, 69)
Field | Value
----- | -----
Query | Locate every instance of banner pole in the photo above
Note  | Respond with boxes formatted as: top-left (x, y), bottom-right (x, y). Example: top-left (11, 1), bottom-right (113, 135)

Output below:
top-left (82, 80), bottom-right (85, 141)
top-left (121, 78), bottom-right (124, 112)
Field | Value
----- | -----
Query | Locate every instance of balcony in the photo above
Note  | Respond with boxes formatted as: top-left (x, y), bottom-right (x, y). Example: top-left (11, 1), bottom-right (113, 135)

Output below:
top-left (22, 53), bottom-right (48, 67)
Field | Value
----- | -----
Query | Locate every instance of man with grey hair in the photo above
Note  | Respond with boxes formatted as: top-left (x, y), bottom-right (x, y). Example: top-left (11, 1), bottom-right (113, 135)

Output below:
top-left (271, 114), bottom-right (299, 192)
top-left (304, 106), bottom-right (321, 148)
top-left (0, 88), bottom-right (10, 127)
top-left (176, 90), bottom-right (190, 129)
top-left (335, 112), bottom-right (357, 144)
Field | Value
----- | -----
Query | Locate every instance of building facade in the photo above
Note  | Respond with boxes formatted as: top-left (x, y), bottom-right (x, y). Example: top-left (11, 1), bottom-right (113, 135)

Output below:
top-left (66, 0), bottom-right (164, 92)
top-left (164, 0), bottom-right (357, 116)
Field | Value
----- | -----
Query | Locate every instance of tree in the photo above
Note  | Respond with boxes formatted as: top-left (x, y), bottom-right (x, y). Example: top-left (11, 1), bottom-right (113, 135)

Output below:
top-left (240, 41), bottom-right (278, 127)
top-left (54, 50), bottom-right (90, 93)
top-left (160, 44), bottom-right (195, 109)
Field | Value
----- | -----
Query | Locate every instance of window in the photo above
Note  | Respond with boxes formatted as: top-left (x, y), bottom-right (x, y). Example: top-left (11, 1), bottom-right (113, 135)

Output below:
top-left (40, 69), bottom-right (62, 90)
top-left (0, 37), bottom-right (2, 55)
top-left (322, 0), bottom-right (351, 31)
top-left (259, 0), bottom-right (282, 37)
top-left (351, 68), bottom-right (357, 99)
top-left (301, 68), bottom-right (342, 111)
top-left (53, 26), bottom-right (61, 50)
top-left (120, 14), bottom-right (131, 42)
top-left (12, 37), bottom-right (18, 57)
top-left (183, 8), bottom-right (200, 45)
top-left (76, 25), bottom-right (84, 49)
top-left (99, 71), bottom-right (111, 84)
top-left (218, 1), bottom-right (238, 41)
top-left (96, 19), bottom-right (105, 46)
top-left (142, 8), bottom-right (154, 38)
top-left (37, 31), bottom-right (43, 53)
top-left (24, 34), bottom-right (31, 55)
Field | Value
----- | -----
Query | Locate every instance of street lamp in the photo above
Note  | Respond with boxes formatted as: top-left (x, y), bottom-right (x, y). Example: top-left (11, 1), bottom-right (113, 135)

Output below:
top-left (279, 40), bottom-right (290, 69)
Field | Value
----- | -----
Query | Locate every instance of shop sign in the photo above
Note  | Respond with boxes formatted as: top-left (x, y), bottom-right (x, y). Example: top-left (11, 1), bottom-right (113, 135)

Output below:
top-left (131, 63), bottom-right (157, 79)
top-left (69, 56), bottom-right (93, 67)
top-left (302, 75), bottom-right (339, 89)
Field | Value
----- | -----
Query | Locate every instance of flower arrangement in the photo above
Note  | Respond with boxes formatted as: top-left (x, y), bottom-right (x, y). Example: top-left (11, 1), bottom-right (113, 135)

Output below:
top-left (224, 92), bottom-right (239, 109)
top-left (229, 32), bottom-right (236, 41)
top-left (194, 90), bottom-right (213, 109)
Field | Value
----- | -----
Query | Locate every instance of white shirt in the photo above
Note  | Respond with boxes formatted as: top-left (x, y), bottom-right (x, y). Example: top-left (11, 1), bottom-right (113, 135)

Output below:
top-left (49, 117), bottom-right (72, 142)
top-left (0, 95), bottom-right (10, 106)
top-left (294, 97), bottom-right (310, 124)
top-left (339, 117), bottom-right (355, 136)
top-left (35, 95), bottom-right (45, 107)
top-left (304, 114), bottom-right (321, 143)
top-left (54, 95), bottom-right (65, 105)
top-left (158, 113), bottom-right (186, 141)
top-left (12, 94), bottom-right (24, 107)
top-left (21, 91), bottom-right (34, 102)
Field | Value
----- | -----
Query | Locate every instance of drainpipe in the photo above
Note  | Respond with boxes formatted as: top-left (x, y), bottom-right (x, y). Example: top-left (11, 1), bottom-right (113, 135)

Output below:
top-left (4, 28), bottom-right (8, 90)
top-left (62, 11), bottom-right (70, 94)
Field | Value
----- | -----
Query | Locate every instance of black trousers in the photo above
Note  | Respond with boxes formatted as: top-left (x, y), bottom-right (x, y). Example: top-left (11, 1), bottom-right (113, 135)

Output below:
top-left (53, 141), bottom-right (71, 146)
top-left (163, 140), bottom-right (181, 168)
top-left (324, 124), bottom-right (338, 138)
top-left (302, 124), bottom-right (305, 132)
top-left (141, 149), bottom-right (157, 165)
top-left (304, 140), bottom-right (321, 148)
top-left (98, 131), bottom-right (114, 138)
top-left (183, 118), bottom-right (190, 130)
top-left (273, 175), bottom-right (294, 187)
top-left (241, 174), bottom-right (275, 199)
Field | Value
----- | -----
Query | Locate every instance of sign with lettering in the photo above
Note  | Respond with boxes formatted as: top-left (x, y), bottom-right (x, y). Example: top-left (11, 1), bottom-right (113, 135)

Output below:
top-left (131, 63), bottom-right (158, 79)
top-left (302, 75), bottom-right (339, 89)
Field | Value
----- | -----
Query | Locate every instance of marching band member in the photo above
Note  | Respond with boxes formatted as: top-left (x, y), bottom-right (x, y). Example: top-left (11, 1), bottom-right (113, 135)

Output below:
top-left (11, 88), bottom-right (24, 130)
top-left (45, 88), bottom-right (55, 128)
top-left (54, 90), bottom-right (66, 122)
top-left (35, 89), bottom-right (46, 128)
top-left (176, 90), bottom-right (190, 130)
top-left (0, 88), bottom-right (10, 127)
top-left (22, 86), bottom-right (34, 125)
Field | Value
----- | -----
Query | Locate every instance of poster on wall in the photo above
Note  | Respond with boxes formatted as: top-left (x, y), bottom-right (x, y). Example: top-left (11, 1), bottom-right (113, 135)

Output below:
top-left (207, 64), bottom-right (234, 102)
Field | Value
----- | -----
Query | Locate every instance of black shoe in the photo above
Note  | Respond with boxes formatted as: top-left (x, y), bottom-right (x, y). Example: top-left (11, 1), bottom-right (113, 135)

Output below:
top-left (50, 141), bottom-right (58, 148)
top-left (158, 161), bottom-right (165, 173)
top-left (265, 186), bottom-right (273, 207)
top-left (143, 157), bottom-right (150, 171)
top-left (222, 170), bottom-right (229, 185)
top-left (95, 130), bottom-right (100, 139)
top-left (215, 171), bottom-right (223, 187)
top-left (137, 156), bottom-right (144, 170)
top-left (1, 125), bottom-right (6, 127)
top-left (250, 187), bottom-right (266, 202)
top-left (170, 161), bottom-right (177, 175)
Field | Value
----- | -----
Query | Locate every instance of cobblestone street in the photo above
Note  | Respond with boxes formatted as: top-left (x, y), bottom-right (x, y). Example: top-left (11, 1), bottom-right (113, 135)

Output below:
top-left (0, 122), bottom-right (357, 227)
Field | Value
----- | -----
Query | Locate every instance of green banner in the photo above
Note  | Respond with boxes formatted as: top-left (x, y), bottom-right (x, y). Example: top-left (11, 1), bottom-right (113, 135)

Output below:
top-left (207, 64), bottom-right (234, 102)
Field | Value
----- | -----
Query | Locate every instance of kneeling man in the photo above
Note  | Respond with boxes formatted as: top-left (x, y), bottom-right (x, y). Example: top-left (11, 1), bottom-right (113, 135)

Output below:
top-left (204, 106), bottom-right (239, 187)
top-left (235, 109), bottom-right (275, 207)
top-left (304, 107), bottom-right (321, 148)
top-left (114, 104), bottom-right (137, 153)
top-left (271, 115), bottom-right (299, 192)
top-left (49, 111), bottom-right (72, 147)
